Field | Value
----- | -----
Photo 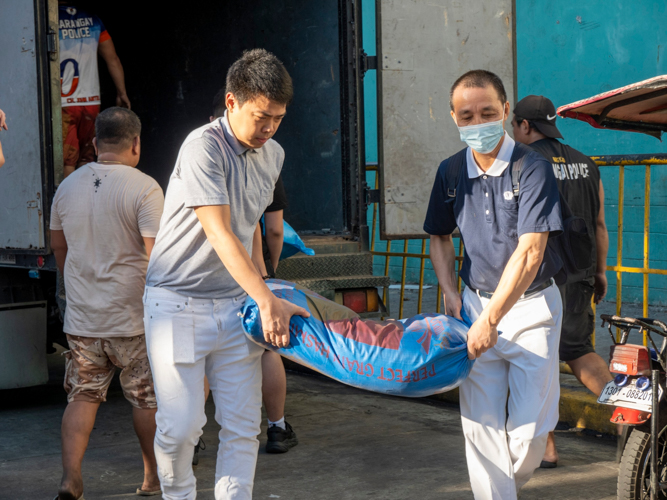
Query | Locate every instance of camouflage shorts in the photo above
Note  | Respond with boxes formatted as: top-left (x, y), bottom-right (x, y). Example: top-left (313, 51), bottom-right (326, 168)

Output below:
top-left (64, 334), bottom-right (157, 409)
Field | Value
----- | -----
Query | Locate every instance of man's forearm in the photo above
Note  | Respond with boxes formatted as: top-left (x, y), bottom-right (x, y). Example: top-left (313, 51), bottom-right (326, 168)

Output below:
top-left (596, 225), bottom-right (609, 275)
top-left (595, 179), bottom-right (609, 275)
top-left (107, 57), bottom-right (127, 98)
top-left (196, 206), bottom-right (273, 305)
top-left (251, 224), bottom-right (268, 276)
top-left (429, 235), bottom-right (458, 294)
top-left (98, 40), bottom-right (129, 106)
top-left (209, 230), bottom-right (273, 302)
top-left (266, 233), bottom-right (283, 272)
top-left (264, 211), bottom-right (284, 273)
top-left (481, 232), bottom-right (548, 326)
top-left (142, 237), bottom-right (155, 260)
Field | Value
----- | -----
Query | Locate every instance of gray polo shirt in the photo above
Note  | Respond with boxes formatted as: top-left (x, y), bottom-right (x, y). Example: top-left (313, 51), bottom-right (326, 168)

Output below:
top-left (146, 112), bottom-right (283, 298)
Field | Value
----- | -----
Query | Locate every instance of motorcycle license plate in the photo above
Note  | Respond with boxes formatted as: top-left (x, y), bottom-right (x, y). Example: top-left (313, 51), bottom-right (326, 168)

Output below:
top-left (597, 379), bottom-right (664, 413)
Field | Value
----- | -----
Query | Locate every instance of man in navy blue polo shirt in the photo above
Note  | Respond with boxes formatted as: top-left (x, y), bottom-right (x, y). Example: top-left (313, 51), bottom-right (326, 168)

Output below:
top-left (424, 70), bottom-right (563, 500)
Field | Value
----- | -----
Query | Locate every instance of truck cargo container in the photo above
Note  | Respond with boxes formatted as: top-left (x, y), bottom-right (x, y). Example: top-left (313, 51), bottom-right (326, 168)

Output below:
top-left (0, 0), bottom-right (515, 388)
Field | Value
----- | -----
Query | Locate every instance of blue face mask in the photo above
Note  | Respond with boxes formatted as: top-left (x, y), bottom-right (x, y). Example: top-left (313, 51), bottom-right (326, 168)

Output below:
top-left (457, 118), bottom-right (505, 154)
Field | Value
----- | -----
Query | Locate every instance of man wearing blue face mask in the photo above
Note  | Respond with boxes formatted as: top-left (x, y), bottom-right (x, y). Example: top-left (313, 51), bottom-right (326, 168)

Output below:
top-left (424, 70), bottom-right (564, 500)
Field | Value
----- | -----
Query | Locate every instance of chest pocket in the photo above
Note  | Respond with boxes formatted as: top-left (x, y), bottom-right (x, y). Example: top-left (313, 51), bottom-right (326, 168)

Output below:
top-left (251, 185), bottom-right (273, 224)
top-left (497, 198), bottom-right (519, 239)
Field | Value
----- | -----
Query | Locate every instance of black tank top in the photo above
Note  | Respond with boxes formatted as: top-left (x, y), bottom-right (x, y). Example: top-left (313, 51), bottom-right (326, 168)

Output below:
top-left (528, 138), bottom-right (601, 275)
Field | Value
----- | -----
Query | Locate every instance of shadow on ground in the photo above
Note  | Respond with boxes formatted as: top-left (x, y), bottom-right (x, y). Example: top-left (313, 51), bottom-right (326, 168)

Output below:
top-left (0, 350), bottom-right (618, 500)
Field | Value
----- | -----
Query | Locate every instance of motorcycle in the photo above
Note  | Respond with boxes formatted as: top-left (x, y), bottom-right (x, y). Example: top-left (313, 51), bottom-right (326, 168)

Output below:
top-left (597, 314), bottom-right (667, 500)
top-left (558, 75), bottom-right (667, 500)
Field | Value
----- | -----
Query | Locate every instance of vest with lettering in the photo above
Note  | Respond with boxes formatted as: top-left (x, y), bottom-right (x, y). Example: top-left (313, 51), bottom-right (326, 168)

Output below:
top-left (528, 138), bottom-right (601, 275)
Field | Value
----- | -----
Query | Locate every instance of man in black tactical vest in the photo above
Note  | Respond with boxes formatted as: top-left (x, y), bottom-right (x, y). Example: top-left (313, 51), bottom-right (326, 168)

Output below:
top-left (512, 95), bottom-right (611, 468)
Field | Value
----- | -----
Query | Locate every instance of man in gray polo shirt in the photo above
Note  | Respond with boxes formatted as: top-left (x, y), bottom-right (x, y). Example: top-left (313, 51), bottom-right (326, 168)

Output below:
top-left (144, 49), bottom-right (308, 500)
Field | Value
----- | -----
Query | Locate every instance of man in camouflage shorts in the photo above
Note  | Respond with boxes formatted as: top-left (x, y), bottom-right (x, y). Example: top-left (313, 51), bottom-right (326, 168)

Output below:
top-left (63, 335), bottom-right (155, 409)
top-left (50, 107), bottom-right (164, 500)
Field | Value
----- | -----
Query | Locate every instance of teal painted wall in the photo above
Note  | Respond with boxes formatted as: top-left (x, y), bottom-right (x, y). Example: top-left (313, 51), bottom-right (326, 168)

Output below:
top-left (516, 1), bottom-right (667, 304)
top-left (363, 0), bottom-right (667, 304)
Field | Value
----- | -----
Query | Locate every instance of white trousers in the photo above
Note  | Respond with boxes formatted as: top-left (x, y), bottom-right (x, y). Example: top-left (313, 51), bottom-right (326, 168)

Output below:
top-left (143, 286), bottom-right (264, 500)
top-left (460, 283), bottom-right (562, 500)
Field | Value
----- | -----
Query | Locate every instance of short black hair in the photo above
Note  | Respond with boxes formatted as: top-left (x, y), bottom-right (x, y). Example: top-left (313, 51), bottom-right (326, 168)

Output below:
top-left (212, 88), bottom-right (226, 119)
top-left (513, 114), bottom-right (535, 131)
top-left (225, 48), bottom-right (293, 107)
top-left (449, 70), bottom-right (507, 111)
top-left (95, 107), bottom-right (141, 152)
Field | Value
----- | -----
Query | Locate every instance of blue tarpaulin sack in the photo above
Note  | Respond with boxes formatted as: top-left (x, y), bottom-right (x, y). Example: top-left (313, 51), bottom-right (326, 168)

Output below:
top-left (259, 218), bottom-right (315, 260)
top-left (241, 280), bottom-right (474, 397)
top-left (261, 219), bottom-right (315, 260)
top-left (280, 221), bottom-right (314, 260)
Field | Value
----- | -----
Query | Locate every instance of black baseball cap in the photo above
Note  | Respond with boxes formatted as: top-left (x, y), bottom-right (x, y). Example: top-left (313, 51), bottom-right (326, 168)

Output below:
top-left (514, 95), bottom-right (563, 139)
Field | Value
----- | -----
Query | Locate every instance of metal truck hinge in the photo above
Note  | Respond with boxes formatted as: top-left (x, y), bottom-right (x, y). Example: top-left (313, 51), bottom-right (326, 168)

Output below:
top-left (364, 184), bottom-right (380, 205)
top-left (359, 50), bottom-right (377, 77)
top-left (47, 29), bottom-right (57, 61)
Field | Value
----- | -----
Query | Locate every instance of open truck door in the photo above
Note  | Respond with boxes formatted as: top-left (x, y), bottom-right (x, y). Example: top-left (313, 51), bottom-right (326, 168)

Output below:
top-left (0, 0), bottom-right (62, 259)
top-left (375, 0), bottom-right (516, 239)
top-left (0, 0), bottom-right (387, 390)
top-left (0, 0), bottom-right (61, 389)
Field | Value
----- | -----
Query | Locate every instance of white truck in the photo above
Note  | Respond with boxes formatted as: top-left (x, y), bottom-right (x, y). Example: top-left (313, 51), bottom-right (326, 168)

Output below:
top-left (0, 0), bottom-right (514, 389)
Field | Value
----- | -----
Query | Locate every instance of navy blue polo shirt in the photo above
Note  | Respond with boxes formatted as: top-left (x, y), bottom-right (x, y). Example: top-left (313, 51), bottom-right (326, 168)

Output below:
top-left (423, 134), bottom-right (563, 293)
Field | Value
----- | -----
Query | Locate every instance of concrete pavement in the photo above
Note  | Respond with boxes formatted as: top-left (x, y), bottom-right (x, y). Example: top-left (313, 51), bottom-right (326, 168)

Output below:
top-left (0, 350), bottom-right (619, 500)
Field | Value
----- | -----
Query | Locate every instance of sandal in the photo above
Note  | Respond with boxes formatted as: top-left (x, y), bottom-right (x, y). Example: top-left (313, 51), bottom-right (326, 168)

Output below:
top-left (136, 488), bottom-right (162, 496)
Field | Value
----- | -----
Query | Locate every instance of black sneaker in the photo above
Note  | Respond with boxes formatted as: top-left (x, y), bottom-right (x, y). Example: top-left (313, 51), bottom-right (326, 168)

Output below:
top-left (192, 437), bottom-right (206, 466)
top-left (265, 421), bottom-right (298, 454)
